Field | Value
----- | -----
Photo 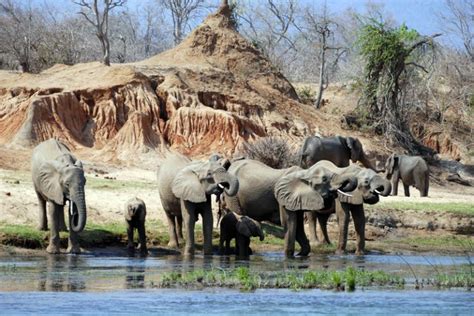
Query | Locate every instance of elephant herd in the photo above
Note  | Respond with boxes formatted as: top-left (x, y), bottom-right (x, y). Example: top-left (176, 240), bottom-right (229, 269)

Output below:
top-left (31, 136), bottom-right (430, 258)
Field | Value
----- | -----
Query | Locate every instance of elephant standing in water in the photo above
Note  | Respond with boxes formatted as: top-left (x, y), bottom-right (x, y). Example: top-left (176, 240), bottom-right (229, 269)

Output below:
top-left (124, 197), bottom-right (147, 256)
top-left (31, 139), bottom-right (87, 254)
top-left (385, 154), bottom-right (429, 197)
top-left (313, 161), bottom-right (391, 255)
top-left (299, 135), bottom-right (380, 244)
top-left (157, 153), bottom-right (239, 256)
top-left (223, 159), bottom-right (357, 257)
top-left (219, 211), bottom-right (264, 258)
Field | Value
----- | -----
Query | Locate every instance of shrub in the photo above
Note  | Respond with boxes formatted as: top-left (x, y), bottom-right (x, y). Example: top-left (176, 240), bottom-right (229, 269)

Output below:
top-left (239, 137), bottom-right (299, 169)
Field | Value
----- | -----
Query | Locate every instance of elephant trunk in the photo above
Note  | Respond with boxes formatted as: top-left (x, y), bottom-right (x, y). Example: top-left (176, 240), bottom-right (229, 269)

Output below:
top-left (221, 173), bottom-right (239, 197)
top-left (70, 190), bottom-right (87, 233)
top-left (359, 152), bottom-right (380, 172)
top-left (331, 174), bottom-right (358, 193)
top-left (370, 177), bottom-right (391, 196)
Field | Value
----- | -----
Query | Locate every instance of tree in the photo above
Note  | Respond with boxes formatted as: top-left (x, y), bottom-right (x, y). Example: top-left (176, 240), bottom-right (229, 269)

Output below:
top-left (438, 0), bottom-right (473, 61)
top-left (160, 0), bottom-right (205, 46)
top-left (357, 20), bottom-right (440, 155)
top-left (296, 3), bottom-right (345, 108)
top-left (73, 0), bottom-right (125, 66)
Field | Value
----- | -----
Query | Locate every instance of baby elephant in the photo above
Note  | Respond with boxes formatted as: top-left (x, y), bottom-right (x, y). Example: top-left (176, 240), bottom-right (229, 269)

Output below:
top-left (385, 154), bottom-right (429, 197)
top-left (219, 212), bottom-right (264, 258)
top-left (124, 197), bottom-right (147, 256)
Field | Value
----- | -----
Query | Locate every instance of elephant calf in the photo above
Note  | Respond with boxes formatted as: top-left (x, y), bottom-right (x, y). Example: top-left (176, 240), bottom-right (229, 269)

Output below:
top-left (219, 212), bottom-right (264, 258)
top-left (124, 197), bottom-right (147, 256)
top-left (385, 154), bottom-right (429, 197)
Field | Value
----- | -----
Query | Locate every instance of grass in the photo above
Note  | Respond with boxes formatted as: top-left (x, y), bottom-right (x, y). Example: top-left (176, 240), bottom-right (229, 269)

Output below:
top-left (367, 201), bottom-right (474, 216)
top-left (158, 266), bottom-right (405, 291)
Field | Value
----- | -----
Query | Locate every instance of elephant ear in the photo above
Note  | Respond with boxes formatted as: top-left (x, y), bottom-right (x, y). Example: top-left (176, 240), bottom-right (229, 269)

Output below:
top-left (38, 161), bottom-right (64, 205)
top-left (172, 167), bottom-right (207, 203)
top-left (74, 160), bottom-right (83, 169)
top-left (385, 154), bottom-right (397, 176)
top-left (346, 137), bottom-right (362, 162)
top-left (124, 204), bottom-right (133, 221)
top-left (274, 172), bottom-right (325, 211)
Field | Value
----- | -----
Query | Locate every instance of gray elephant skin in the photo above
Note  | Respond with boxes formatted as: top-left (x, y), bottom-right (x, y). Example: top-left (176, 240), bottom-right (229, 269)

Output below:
top-left (219, 211), bottom-right (264, 258)
top-left (300, 135), bottom-right (377, 170)
top-left (224, 159), bottom-right (356, 257)
top-left (314, 161), bottom-right (391, 255)
top-left (31, 139), bottom-right (87, 254)
top-left (124, 197), bottom-right (147, 256)
top-left (385, 154), bottom-right (429, 197)
top-left (299, 135), bottom-right (380, 245)
top-left (274, 161), bottom-right (358, 257)
top-left (157, 153), bottom-right (239, 256)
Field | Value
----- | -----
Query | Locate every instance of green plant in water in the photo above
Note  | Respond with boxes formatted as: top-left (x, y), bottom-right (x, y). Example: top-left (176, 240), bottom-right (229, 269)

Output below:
top-left (345, 267), bottom-right (356, 291)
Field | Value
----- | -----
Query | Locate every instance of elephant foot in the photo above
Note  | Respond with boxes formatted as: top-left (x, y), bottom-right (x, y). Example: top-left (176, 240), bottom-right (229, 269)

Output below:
top-left (167, 241), bottom-right (179, 248)
top-left (46, 244), bottom-right (61, 254)
top-left (139, 248), bottom-right (148, 257)
top-left (335, 249), bottom-right (346, 255)
top-left (355, 250), bottom-right (365, 256)
top-left (37, 224), bottom-right (48, 231)
top-left (66, 245), bottom-right (82, 254)
top-left (285, 250), bottom-right (295, 258)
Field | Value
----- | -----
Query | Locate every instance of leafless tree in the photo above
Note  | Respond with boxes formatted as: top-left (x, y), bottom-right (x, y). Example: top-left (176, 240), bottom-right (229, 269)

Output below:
top-left (160, 0), bottom-right (206, 46)
top-left (73, 0), bottom-right (125, 66)
top-left (438, 0), bottom-right (473, 61)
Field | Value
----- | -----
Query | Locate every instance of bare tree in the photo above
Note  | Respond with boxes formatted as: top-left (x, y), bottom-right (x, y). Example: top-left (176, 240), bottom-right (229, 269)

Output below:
top-left (73, 0), bottom-right (125, 66)
top-left (438, 0), bottom-right (473, 61)
top-left (160, 0), bottom-right (205, 46)
top-left (295, 3), bottom-right (345, 108)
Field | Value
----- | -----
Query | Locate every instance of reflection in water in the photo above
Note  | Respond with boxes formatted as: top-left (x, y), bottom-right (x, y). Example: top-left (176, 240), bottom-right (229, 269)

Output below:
top-left (125, 265), bottom-right (146, 289)
top-left (37, 255), bottom-right (86, 292)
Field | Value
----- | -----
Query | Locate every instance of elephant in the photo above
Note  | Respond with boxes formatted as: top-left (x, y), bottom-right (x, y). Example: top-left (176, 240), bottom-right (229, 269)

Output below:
top-left (124, 197), bottom-right (147, 256)
top-left (31, 139), bottom-right (87, 254)
top-left (385, 154), bottom-right (429, 197)
top-left (300, 135), bottom-right (378, 170)
top-left (157, 153), bottom-right (239, 256)
top-left (274, 162), bottom-right (358, 257)
top-left (219, 211), bottom-right (264, 258)
top-left (312, 161), bottom-right (392, 255)
top-left (299, 135), bottom-right (380, 245)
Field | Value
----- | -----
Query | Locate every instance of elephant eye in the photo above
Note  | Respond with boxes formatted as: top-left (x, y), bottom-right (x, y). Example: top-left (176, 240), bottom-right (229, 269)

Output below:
top-left (321, 176), bottom-right (328, 183)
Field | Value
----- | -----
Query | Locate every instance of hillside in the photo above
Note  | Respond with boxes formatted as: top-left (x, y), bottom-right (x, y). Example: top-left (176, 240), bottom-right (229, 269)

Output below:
top-left (0, 3), bottom-right (470, 167)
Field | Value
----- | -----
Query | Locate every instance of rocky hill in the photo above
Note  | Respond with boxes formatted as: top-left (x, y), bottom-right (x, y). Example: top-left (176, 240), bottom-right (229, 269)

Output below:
top-left (0, 3), bottom-right (469, 166)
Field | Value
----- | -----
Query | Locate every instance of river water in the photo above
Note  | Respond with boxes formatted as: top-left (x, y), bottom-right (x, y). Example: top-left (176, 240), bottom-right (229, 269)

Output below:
top-left (0, 252), bottom-right (472, 315)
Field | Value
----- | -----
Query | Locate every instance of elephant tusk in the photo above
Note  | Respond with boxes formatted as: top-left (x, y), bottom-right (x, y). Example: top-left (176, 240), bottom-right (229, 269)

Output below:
top-left (69, 201), bottom-right (74, 216)
top-left (218, 183), bottom-right (225, 190)
top-left (337, 189), bottom-right (353, 197)
top-left (374, 189), bottom-right (382, 195)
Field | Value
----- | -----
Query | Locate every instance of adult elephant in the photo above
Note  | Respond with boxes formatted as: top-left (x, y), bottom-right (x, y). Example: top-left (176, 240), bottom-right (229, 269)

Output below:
top-left (300, 135), bottom-right (378, 170)
top-left (224, 159), bottom-right (357, 257)
top-left (157, 153), bottom-right (239, 256)
top-left (31, 139), bottom-right (87, 254)
top-left (385, 154), bottom-right (429, 197)
top-left (313, 161), bottom-right (391, 255)
top-left (299, 135), bottom-right (379, 244)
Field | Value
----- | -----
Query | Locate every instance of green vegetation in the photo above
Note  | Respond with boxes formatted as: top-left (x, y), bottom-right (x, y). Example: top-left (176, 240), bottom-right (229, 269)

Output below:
top-left (0, 224), bottom-right (46, 248)
top-left (158, 266), bottom-right (404, 291)
top-left (366, 201), bottom-right (474, 216)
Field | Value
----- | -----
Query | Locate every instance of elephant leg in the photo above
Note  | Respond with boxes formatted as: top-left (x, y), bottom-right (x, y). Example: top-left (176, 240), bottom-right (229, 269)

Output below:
top-left (36, 191), bottom-right (48, 231)
top-left (201, 202), bottom-right (214, 256)
top-left (58, 208), bottom-right (68, 232)
top-left (218, 234), bottom-right (225, 255)
top-left (176, 216), bottom-right (184, 243)
top-left (126, 221), bottom-right (135, 253)
top-left (350, 205), bottom-right (365, 256)
top-left (391, 173), bottom-right (399, 196)
top-left (295, 211), bottom-right (310, 256)
top-left (236, 236), bottom-right (250, 259)
top-left (317, 212), bottom-right (331, 245)
top-left (306, 212), bottom-right (319, 244)
top-left (335, 200), bottom-right (350, 255)
top-left (181, 200), bottom-right (197, 256)
top-left (67, 208), bottom-right (81, 254)
top-left (225, 238), bottom-right (232, 255)
top-left (138, 221), bottom-right (147, 256)
top-left (422, 174), bottom-right (429, 197)
top-left (284, 209), bottom-right (297, 258)
top-left (165, 213), bottom-right (179, 248)
top-left (403, 183), bottom-right (410, 197)
top-left (46, 203), bottom-right (61, 254)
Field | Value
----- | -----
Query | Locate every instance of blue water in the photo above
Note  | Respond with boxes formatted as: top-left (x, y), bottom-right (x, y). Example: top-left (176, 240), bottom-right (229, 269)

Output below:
top-left (0, 254), bottom-right (472, 314)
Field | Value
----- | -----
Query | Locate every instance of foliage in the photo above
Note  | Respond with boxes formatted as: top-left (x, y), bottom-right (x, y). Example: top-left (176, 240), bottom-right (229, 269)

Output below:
top-left (239, 137), bottom-right (299, 169)
top-left (296, 86), bottom-right (316, 105)
top-left (356, 18), bottom-right (438, 155)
